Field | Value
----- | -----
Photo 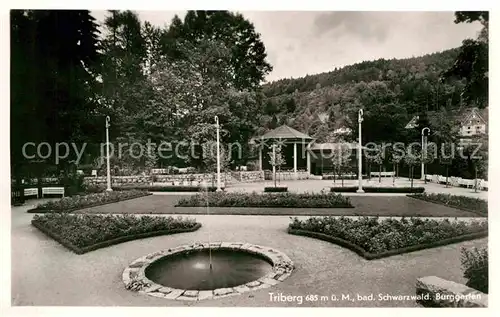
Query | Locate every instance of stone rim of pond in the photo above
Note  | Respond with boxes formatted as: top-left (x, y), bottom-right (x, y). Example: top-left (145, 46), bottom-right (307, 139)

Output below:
top-left (123, 242), bottom-right (294, 301)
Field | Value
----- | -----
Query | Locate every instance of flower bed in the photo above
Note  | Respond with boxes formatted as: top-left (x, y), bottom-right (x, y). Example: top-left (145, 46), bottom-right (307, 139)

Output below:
top-left (288, 216), bottom-right (488, 259)
top-left (331, 186), bottom-right (425, 193)
top-left (408, 193), bottom-right (487, 216)
top-left (31, 213), bottom-right (201, 254)
top-left (175, 192), bottom-right (353, 208)
top-left (264, 186), bottom-right (288, 192)
top-left (28, 190), bottom-right (151, 213)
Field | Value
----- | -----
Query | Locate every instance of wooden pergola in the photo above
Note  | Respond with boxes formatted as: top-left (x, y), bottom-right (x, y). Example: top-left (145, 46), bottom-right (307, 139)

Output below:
top-left (252, 125), bottom-right (314, 178)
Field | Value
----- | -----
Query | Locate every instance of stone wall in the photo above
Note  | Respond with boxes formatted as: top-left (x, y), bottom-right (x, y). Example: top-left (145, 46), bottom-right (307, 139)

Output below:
top-left (84, 172), bottom-right (241, 187)
top-left (416, 276), bottom-right (488, 307)
top-left (231, 171), bottom-right (265, 183)
top-left (274, 171), bottom-right (310, 181)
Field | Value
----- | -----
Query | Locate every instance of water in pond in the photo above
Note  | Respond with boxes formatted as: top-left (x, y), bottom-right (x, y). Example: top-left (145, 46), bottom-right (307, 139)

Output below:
top-left (145, 249), bottom-right (272, 290)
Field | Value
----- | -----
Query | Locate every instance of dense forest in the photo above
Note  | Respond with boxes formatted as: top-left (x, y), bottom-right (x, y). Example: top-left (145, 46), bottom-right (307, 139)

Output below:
top-left (259, 48), bottom-right (471, 143)
top-left (10, 10), bottom-right (488, 178)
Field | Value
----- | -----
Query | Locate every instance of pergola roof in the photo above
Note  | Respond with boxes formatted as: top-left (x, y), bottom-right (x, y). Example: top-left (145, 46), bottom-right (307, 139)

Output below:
top-left (258, 125), bottom-right (313, 141)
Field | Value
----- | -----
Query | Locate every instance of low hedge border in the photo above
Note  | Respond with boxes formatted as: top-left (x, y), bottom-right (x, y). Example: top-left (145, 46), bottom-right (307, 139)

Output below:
top-left (31, 220), bottom-right (202, 254)
top-left (407, 195), bottom-right (487, 217)
top-left (331, 186), bottom-right (425, 193)
top-left (264, 187), bottom-right (288, 192)
top-left (288, 228), bottom-right (488, 260)
top-left (27, 192), bottom-right (152, 213)
top-left (114, 186), bottom-right (224, 192)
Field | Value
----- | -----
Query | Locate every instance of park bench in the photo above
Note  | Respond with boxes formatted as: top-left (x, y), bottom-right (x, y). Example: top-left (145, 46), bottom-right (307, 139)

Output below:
top-left (437, 176), bottom-right (448, 184)
top-left (458, 179), bottom-right (475, 189)
top-left (425, 175), bottom-right (433, 182)
top-left (42, 187), bottom-right (65, 198)
top-left (24, 188), bottom-right (39, 199)
top-left (432, 175), bottom-right (439, 183)
top-left (450, 177), bottom-right (460, 187)
top-left (481, 180), bottom-right (488, 190)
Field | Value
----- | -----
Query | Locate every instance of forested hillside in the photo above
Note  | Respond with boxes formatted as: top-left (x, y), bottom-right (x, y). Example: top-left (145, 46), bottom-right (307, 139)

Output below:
top-left (257, 48), bottom-right (469, 144)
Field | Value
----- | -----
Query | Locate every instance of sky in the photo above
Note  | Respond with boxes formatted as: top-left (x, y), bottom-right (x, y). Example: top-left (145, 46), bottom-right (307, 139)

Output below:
top-left (91, 11), bottom-right (483, 82)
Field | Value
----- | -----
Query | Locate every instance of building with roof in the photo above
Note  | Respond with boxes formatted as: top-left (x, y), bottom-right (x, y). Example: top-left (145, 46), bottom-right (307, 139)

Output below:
top-left (251, 125), bottom-right (366, 178)
top-left (405, 107), bottom-right (488, 144)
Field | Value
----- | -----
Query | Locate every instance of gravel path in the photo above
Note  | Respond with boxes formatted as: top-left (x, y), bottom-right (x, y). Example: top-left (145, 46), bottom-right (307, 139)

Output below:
top-left (12, 203), bottom-right (487, 307)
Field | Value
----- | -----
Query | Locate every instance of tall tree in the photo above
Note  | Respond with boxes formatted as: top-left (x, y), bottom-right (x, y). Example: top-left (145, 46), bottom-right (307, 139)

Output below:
top-left (100, 10), bottom-right (148, 135)
top-left (162, 10), bottom-right (273, 90)
top-left (10, 10), bottom-right (101, 176)
top-left (442, 11), bottom-right (488, 108)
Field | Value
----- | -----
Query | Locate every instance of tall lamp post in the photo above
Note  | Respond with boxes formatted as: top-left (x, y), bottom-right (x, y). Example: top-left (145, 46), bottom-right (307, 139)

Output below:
top-left (106, 116), bottom-right (112, 192)
top-left (357, 109), bottom-right (364, 193)
top-left (421, 127), bottom-right (430, 182)
top-left (215, 116), bottom-right (222, 192)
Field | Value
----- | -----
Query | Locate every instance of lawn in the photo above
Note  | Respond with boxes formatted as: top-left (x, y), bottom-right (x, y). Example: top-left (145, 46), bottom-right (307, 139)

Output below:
top-left (73, 195), bottom-right (482, 217)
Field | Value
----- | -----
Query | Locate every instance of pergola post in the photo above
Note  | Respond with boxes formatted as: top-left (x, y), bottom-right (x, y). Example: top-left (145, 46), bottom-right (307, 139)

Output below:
top-left (307, 150), bottom-right (311, 175)
top-left (293, 142), bottom-right (298, 180)
top-left (272, 144), bottom-right (276, 181)
top-left (259, 146), bottom-right (263, 171)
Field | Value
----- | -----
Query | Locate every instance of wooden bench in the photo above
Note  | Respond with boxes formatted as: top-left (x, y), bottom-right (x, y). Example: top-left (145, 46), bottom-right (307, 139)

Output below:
top-left (437, 176), bottom-right (448, 184)
top-left (481, 180), bottom-right (488, 190)
top-left (42, 187), bottom-right (65, 198)
top-left (459, 179), bottom-right (475, 189)
top-left (24, 188), bottom-right (38, 199)
top-left (450, 177), bottom-right (460, 187)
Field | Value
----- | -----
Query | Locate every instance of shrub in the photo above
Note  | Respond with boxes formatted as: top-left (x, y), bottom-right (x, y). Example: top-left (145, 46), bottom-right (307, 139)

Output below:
top-left (32, 213), bottom-right (200, 252)
top-left (461, 247), bottom-right (488, 293)
top-left (61, 173), bottom-right (85, 196)
top-left (409, 193), bottom-right (487, 215)
top-left (331, 186), bottom-right (425, 193)
top-left (289, 216), bottom-right (488, 255)
top-left (82, 184), bottom-right (107, 194)
top-left (175, 192), bottom-right (353, 208)
top-left (29, 190), bottom-right (151, 212)
top-left (264, 186), bottom-right (288, 192)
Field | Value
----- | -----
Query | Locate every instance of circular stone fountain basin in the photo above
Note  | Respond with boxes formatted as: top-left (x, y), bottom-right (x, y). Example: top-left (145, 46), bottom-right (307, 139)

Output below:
top-left (145, 248), bottom-right (272, 290)
top-left (123, 242), bottom-right (294, 301)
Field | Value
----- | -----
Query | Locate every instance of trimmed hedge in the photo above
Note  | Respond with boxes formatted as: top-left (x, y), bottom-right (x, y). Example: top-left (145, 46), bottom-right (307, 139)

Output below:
top-left (322, 175), bottom-right (369, 180)
top-left (84, 184), bottom-right (223, 193)
top-left (288, 216), bottom-right (487, 259)
top-left (331, 186), bottom-right (425, 193)
top-left (175, 192), bottom-right (354, 208)
top-left (28, 190), bottom-right (151, 213)
top-left (264, 186), bottom-right (288, 192)
top-left (408, 193), bottom-right (487, 216)
top-left (31, 213), bottom-right (201, 254)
